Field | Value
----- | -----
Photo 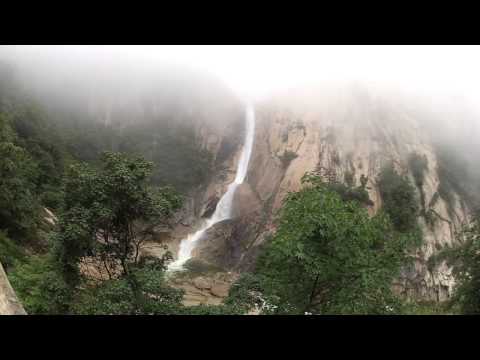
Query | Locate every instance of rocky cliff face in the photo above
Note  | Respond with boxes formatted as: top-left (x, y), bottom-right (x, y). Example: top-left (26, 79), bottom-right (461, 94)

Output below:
top-left (178, 86), bottom-right (473, 303)
top-left (0, 262), bottom-right (26, 315)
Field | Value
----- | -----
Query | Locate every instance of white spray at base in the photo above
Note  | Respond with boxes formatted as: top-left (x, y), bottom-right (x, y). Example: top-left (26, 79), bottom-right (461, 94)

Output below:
top-left (167, 103), bottom-right (255, 271)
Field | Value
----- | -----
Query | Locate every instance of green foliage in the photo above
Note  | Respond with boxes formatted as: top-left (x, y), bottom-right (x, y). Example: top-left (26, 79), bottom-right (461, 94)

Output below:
top-left (0, 231), bottom-right (25, 271)
top-left (118, 124), bottom-right (214, 192)
top-left (54, 151), bottom-right (182, 286)
top-left (0, 92), bottom-right (67, 246)
top-left (408, 153), bottom-right (428, 188)
top-left (442, 214), bottom-right (480, 314)
top-left (177, 304), bottom-right (238, 315)
top-left (402, 301), bottom-right (454, 315)
top-left (409, 153), bottom-right (428, 214)
top-left (224, 272), bottom-right (290, 314)
top-left (9, 105), bottom-right (66, 209)
top-left (0, 114), bottom-right (41, 240)
top-left (424, 209), bottom-right (438, 228)
top-left (326, 181), bottom-right (373, 207)
top-left (344, 170), bottom-right (355, 187)
top-left (377, 163), bottom-right (419, 233)
top-left (8, 254), bottom-right (71, 314)
top-left (279, 150), bottom-right (298, 168)
top-left (231, 173), bottom-right (418, 314)
top-left (9, 245), bottom-right (184, 315)
top-left (72, 263), bottom-right (184, 315)
top-left (360, 174), bottom-right (368, 188)
top-left (308, 172), bottom-right (373, 207)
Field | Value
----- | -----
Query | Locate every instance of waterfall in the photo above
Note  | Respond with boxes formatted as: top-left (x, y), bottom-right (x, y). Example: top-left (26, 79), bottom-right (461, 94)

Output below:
top-left (168, 103), bottom-right (255, 271)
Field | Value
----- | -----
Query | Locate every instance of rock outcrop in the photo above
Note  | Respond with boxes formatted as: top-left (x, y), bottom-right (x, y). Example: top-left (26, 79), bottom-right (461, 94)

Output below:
top-left (160, 85), bottom-right (474, 303)
top-left (169, 272), bottom-right (238, 307)
top-left (238, 88), bottom-right (470, 302)
top-left (0, 262), bottom-right (26, 315)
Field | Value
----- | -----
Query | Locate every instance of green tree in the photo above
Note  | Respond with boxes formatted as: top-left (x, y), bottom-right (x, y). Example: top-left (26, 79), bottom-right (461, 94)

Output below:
top-left (377, 163), bottom-right (419, 233)
top-left (230, 173), bottom-right (418, 314)
top-left (8, 103), bottom-right (67, 209)
top-left (8, 253), bottom-right (70, 314)
top-left (442, 212), bottom-right (480, 314)
top-left (408, 153), bottom-right (428, 214)
top-left (54, 152), bottom-right (181, 288)
top-left (71, 259), bottom-right (184, 315)
top-left (0, 231), bottom-right (25, 271)
top-left (0, 114), bottom-right (40, 240)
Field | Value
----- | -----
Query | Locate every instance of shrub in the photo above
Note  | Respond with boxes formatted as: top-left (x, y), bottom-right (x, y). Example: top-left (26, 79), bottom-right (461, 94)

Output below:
top-left (8, 254), bottom-right (70, 314)
top-left (279, 150), bottom-right (298, 168)
top-left (377, 163), bottom-right (419, 233)
top-left (0, 231), bottom-right (25, 271)
top-left (408, 153), bottom-right (428, 213)
top-left (344, 170), bottom-right (355, 188)
top-left (234, 173), bottom-right (418, 314)
top-left (326, 182), bottom-right (373, 207)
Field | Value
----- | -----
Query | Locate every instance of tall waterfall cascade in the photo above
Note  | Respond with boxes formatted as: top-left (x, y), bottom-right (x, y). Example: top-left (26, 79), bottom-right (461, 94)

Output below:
top-left (168, 104), bottom-right (256, 271)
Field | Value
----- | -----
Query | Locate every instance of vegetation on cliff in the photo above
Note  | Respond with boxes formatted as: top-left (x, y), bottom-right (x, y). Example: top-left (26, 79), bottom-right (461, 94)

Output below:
top-left (377, 163), bottom-right (420, 233)
top-left (54, 152), bottom-right (182, 287)
top-left (431, 212), bottom-right (480, 314)
top-left (326, 174), bottom-right (373, 207)
top-left (225, 173), bottom-right (421, 314)
top-left (408, 152), bottom-right (428, 214)
top-left (8, 152), bottom-right (185, 314)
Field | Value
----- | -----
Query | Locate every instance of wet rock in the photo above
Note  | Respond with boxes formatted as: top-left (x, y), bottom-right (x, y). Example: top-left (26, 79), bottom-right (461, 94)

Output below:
top-left (201, 196), bottom-right (219, 218)
top-left (194, 212), bottom-right (262, 270)
top-left (193, 277), bottom-right (212, 290)
top-left (210, 282), bottom-right (230, 298)
top-left (231, 183), bottom-right (262, 218)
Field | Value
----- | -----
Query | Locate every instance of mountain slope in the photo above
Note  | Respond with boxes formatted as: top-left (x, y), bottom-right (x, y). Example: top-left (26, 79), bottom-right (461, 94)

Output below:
top-left (186, 86), bottom-right (476, 302)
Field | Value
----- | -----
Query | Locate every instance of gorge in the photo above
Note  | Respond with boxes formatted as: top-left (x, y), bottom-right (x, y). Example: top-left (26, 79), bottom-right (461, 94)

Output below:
top-left (1, 46), bottom-right (480, 315)
top-left (168, 103), bottom-right (255, 271)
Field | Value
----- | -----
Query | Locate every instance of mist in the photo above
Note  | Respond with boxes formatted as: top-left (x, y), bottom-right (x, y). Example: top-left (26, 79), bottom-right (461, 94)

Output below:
top-left (1, 45), bottom-right (480, 181)
top-left (5, 46), bottom-right (480, 316)
top-left (3, 45), bottom-right (480, 104)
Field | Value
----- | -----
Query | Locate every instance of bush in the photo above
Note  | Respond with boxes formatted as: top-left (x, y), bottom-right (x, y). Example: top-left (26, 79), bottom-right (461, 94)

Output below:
top-left (344, 171), bottom-right (355, 187)
top-left (177, 304), bottom-right (238, 315)
top-left (377, 163), bottom-right (419, 233)
top-left (236, 173), bottom-right (418, 314)
top-left (409, 153), bottom-right (428, 213)
top-left (442, 214), bottom-right (480, 314)
top-left (314, 171), bottom-right (373, 207)
top-left (8, 254), bottom-right (71, 314)
top-left (0, 231), bottom-right (25, 271)
top-left (72, 264), bottom-right (184, 315)
top-left (279, 150), bottom-right (298, 168)
top-left (326, 182), bottom-right (373, 207)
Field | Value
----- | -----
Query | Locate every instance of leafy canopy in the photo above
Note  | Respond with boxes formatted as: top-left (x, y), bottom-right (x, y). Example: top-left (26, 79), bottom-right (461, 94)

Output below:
top-left (377, 163), bottom-right (419, 233)
top-left (54, 151), bottom-right (182, 286)
top-left (441, 212), bottom-right (480, 314)
top-left (228, 173), bottom-right (419, 314)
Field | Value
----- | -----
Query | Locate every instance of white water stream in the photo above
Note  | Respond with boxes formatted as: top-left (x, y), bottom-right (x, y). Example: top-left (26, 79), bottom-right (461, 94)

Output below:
top-left (168, 103), bottom-right (255, 271)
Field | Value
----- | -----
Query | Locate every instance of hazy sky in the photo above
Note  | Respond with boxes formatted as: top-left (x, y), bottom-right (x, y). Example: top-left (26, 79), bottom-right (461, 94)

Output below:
top-left (4, 45), bottom-right (480, 105)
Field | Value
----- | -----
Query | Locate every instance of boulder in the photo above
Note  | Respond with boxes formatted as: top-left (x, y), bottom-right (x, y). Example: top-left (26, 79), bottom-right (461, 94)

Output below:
top-left (193, 277), bottom-right (212, 290)
top-left (210, 282), bottom-right (230, 298)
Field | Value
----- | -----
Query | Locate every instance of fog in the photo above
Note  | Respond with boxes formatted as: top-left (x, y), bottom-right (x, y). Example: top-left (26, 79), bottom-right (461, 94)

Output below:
top-left (1, 45), bottom-right (479, 204)
top-left (3, 45), bottom-right (480, 142)
top-left (2, 45), bottom-right (480, 139)
top-left (3, 45), bottom-right (480, 104)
